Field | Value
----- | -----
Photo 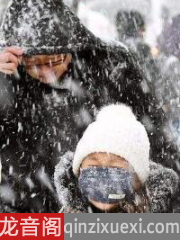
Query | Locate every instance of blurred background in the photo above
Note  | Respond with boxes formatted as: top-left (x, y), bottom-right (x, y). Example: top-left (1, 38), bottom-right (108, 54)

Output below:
top-left (1, 0), bottom-right (180, 46)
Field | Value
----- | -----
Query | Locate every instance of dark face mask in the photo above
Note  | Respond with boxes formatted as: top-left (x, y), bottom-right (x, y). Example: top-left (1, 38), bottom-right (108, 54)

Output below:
top-left (78, 167), bottom-right (135, 204)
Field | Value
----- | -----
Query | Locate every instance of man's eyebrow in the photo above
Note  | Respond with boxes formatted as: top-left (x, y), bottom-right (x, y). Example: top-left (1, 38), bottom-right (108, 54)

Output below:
top-left (24, 56), bottom-right (64, 64)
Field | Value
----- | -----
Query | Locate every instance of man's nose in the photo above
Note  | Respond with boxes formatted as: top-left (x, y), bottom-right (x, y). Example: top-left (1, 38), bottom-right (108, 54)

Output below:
top-left (37, 65), bottom-right (53, 77)
top-left (38, 64), bottom-right (53, 74)
top-left (39, 64), bottom-right (51, 71)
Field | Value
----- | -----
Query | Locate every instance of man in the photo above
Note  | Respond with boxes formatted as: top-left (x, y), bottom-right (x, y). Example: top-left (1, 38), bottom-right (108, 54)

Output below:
top-left (116, 10), bottom-right (146, 43)
top-left (0, 0), bottom-right (178, 212)
top-left (116, 10), bottom-right (159, 85)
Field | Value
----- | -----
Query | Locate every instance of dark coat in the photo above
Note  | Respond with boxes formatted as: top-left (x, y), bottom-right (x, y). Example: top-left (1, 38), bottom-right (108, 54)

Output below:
top-left (0, 0), bottom-right (179, 212)
top-left (153, 54), bottom-right (180, 121)
top-left (158, 15), bottom-right (180, 59)
top-left (54, 152), bottom-right (179, 213)
top-left (125, 38), bottom-right (160, 88)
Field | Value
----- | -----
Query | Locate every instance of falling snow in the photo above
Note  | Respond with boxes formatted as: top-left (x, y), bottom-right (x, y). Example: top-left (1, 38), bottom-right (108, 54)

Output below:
top-left (0, 0), bottom-right (180, 213)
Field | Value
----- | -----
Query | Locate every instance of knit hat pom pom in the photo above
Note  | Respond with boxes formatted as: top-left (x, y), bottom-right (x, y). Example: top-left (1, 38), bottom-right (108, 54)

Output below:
top-left (96, 104), bottom-right (137, 122)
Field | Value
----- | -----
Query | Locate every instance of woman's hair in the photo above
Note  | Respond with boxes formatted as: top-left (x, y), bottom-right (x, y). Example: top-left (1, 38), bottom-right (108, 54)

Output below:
top-left (116, 187), bottom-right (150, 213)
top-left (89, 187), bottom-right (150, 213)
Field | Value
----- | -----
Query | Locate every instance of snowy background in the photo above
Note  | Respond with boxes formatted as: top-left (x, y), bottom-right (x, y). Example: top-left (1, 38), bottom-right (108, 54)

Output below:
top-left (0, 0), bottom-right (180, 213)
top-left (1, 0), bottom-right (180, 46)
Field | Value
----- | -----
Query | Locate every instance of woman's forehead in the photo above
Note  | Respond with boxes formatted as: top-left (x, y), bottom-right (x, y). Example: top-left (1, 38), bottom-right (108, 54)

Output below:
top-left (86, 153), bottom-right (127, 162)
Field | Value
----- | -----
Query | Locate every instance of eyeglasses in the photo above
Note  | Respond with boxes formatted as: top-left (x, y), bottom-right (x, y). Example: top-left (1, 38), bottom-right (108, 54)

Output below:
top-left (22, 54), bottom-right (67, 69)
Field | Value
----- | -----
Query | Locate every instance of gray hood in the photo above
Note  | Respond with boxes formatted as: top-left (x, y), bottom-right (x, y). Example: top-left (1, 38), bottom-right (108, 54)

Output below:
top-left (0, 0), bottom-right (105, 56)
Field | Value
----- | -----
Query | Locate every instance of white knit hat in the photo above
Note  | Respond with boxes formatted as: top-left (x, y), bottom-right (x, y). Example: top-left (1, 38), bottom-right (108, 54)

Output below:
top-left (73, 104), bottom-right (150, 183)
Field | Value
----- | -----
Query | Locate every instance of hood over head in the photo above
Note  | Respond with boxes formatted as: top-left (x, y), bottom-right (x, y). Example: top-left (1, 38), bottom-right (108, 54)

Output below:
top-left (116, 10), bottom-right (145, 39)
top-left (0, 0), bottom-right (104, 56)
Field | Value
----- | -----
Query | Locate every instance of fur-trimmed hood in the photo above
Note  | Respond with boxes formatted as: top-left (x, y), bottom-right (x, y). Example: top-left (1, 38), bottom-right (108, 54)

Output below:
top-left (54, 152), bottom-right (179, 213)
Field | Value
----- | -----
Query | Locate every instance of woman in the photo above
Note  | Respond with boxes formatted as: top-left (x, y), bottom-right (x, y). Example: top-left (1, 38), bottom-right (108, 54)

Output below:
top-left (54, 105), bottom-right (179, 213)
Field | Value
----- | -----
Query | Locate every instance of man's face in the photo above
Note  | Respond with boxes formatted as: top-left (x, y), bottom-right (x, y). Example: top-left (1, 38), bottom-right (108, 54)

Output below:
top-left (22, 54), bottom-right (72, 84)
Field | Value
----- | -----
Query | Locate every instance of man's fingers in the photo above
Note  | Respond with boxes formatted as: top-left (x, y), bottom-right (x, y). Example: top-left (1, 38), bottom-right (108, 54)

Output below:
top-left (0, 52), bottom-right (19, 67)
top-left (5, 53), bottom-right (19, 67)
top-left (4, 47), bottom-right (23, 56)
top-left (0, 69), bottom-right (14, 75)
top-left (0, 62), bottom-right (17, 71)
top-left (0, 53), bottom-right (8, 63)
top-left (0, 48), bottom-right (22, 74)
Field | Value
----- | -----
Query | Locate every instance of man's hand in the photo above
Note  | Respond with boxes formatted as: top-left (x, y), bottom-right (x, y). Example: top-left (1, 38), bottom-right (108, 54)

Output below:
top-left (0, 47), bottom-right (23, 75)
